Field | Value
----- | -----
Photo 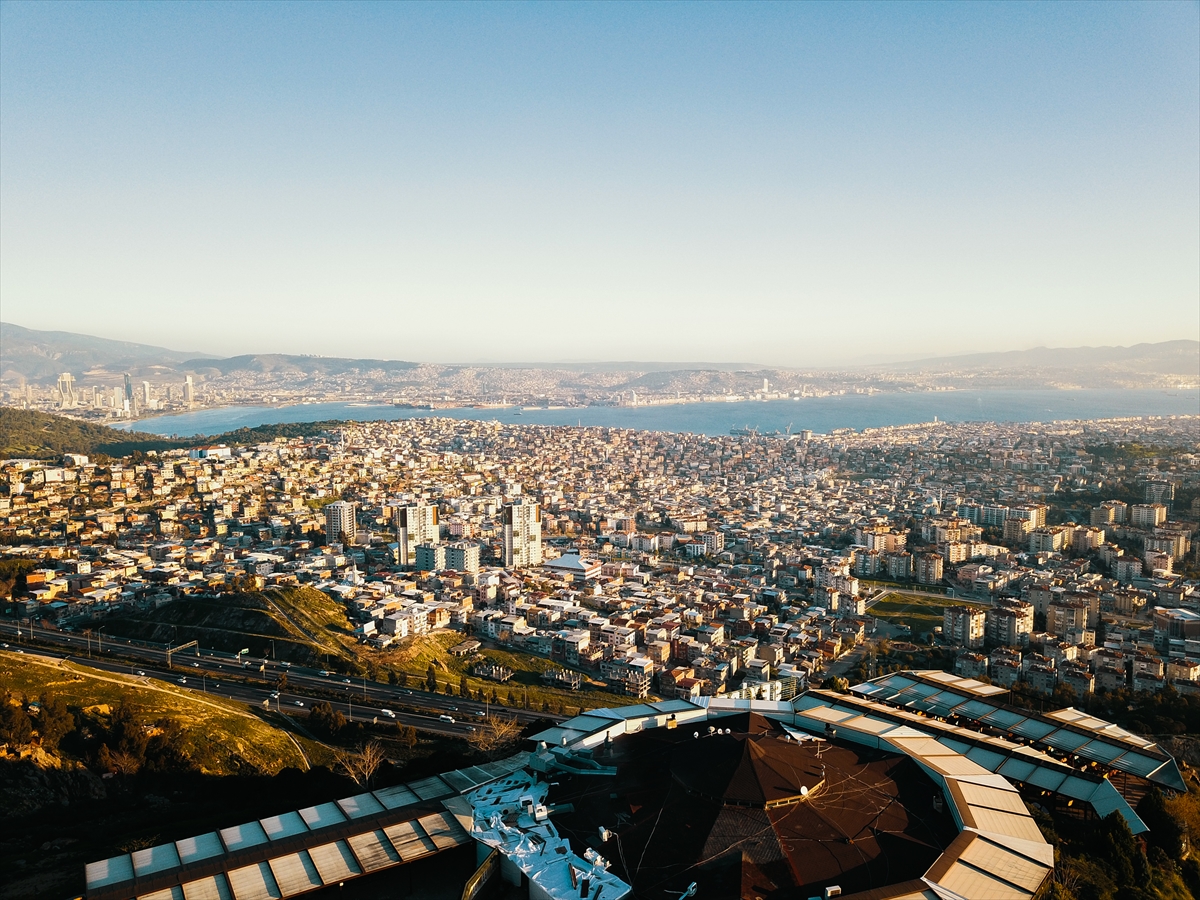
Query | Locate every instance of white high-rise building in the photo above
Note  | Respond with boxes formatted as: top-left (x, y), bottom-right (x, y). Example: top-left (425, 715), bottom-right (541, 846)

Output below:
top-left (56, 373), bottom-right (77, 408)
top-left (325, 500), bottom-right (357, 545)
top-left (183, 375), bottom-right (195, 404)
top-left (503, 499), bottom-right (542, 568)
top-left (396, 504), bottom-right (439, 567)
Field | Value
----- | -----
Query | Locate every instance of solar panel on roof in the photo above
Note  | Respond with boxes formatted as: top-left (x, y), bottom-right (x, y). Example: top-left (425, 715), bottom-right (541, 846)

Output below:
top-left (177, 832), bottom-right (225, 864)
top-left (408, 776), bottom-right (453, 800)
top-left (181, 874), bottom-right (233, 900)
top-left (225, 861), bottom-right (282, 900)
top-left (260, 811), bottom-right (308, 841)
top-left (382, 820), bottom-right (436, 860)
top-left (86, 854), bottom-right (134, 889)
top-left (418, 812), bottom-right (468, 850)
top-left (220, 821), bottom-right (269, 853)
top-left (298, 802), bottom-right (346, 830)
top-left (307, 840), bottom-right (362, 883)
top-left (267, 852), bottom-right (322, 897)
top-left (132, 843), bottom-right (181, 877)
top-left (1042, 730), bottom-right (1091, 752)
top-left (955, 699), bottom-right (1001, 719)
top-left (1008, 719), bottom-right (1057, 740)
top-left (997, 758), bottom-right (1037, 782)
top-left (964, 746), bottom-right (1007, 772)
top-left (346, 829), bottom-right (401, 872)
top-left (979, 708), bottom-right (1029, 728)
top-left (1118, 752), bottom-right (1173, 778)
top-left (439, 770), bottom-right (477, 793)
top-left (137, 886), bottom-right (184, 900)
top-left (1073, 740), bottom-right (1125, 764)
top-left (1025, 768), bottom-right (1068, 791)
top-left (372, 784), bottom-right (418, 809)
top-left (337, 792), bottom-right (385, 819)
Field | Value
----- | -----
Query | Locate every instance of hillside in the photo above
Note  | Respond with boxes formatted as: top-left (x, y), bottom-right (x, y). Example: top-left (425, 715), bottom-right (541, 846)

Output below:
top-left (0, 407), bottom-right (180, 459)
top-left (0, 322), bottom-right (213, 384)
top-left (0, 408), bottom-right (353, 460)
top-left (183, 353), bottom-right (420, 378)
top-left (868, 340), bottom-right (1199, 377)
top-left (100, 587), bottom-right (361, 669)
top-left (0, 651), bottom-right (307, 778)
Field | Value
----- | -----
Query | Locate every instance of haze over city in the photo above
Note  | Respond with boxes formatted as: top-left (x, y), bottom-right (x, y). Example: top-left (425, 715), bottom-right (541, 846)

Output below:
top-left (1, 2), bottom-right (1197, 365)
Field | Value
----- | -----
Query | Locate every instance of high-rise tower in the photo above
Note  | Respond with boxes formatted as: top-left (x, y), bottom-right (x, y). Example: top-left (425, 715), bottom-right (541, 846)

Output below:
top-left (325, 500), bottom-right (357, 545)
top-left (503, 499), bottom-right (542, 568)
top-left (396, 504), bottom-right (439, 567)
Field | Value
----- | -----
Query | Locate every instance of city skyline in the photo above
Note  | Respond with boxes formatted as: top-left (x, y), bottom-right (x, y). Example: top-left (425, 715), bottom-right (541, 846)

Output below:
top-left (2, 3), bottom-right (1197, 364)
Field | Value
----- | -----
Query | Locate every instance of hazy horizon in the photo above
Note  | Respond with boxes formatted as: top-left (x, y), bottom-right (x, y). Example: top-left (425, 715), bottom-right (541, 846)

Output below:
top-left (2, 3), bottom-right (1197, 365)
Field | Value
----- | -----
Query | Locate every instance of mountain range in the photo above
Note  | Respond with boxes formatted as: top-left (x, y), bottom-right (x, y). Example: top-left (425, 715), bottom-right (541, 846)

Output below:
top-left (1, 321), bottom-right (1196, 389)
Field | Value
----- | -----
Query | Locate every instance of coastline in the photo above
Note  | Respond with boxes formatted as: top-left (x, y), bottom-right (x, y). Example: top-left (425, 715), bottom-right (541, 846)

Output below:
top-left (107, 387), bottom-right (1200, 440)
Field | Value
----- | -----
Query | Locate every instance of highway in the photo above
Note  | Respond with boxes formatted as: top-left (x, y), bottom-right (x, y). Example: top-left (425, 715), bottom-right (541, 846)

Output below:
top-left (0, 620), bottom-right (565, 740)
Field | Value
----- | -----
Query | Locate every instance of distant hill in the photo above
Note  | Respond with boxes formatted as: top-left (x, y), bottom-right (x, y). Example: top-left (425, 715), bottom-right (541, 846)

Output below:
top-left (867, 340), bottom-right (1199, 377)
top-left (0, 322), bottom-right (215, 384)
top-left (183, 353), bottom-right (420, 378)
top-left (0, 322), bottom-right (421, 384)
top-left (0, 408), bottom-right (353, 459)
top-left (0, 408), bottom-right (181, 459)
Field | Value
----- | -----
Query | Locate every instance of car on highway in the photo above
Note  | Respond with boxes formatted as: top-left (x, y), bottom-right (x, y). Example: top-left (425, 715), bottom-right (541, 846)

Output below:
top-left (319, 670), bottom-right (330, 677)
top-left (136, 670), bottom-right (146, 676)
top-left (192, 662), bottom-right (200, 668)
top-left (380, 709), bottom-right (396, 718)
top-left (294, 700), bottom-right (304, 707)
top-left (269, 692), bottom-right (280, 699)
top-left (281, 662), bottom-right (292, 668)
top-left (178, 677), bottom-right (187, 684)
top-left (439, 714), bottom-right (455, 724)
top-left (475, 710), bottom-right (487, 718)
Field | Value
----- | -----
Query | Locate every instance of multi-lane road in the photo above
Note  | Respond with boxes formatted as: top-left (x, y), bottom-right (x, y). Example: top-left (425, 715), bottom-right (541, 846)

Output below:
top-left (0, 620), bottom-right (564, 740)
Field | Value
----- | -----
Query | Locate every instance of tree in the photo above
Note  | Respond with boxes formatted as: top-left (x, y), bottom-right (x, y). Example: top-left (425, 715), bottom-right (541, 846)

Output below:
top-left (336, 740), bottom-right (387, 788)
top-left (36, 693), bottom-right (75, 749)
top-left (0, 692), bottom-right (33, 746)
top-left (107, 700), bottom-right (148, 761)
top-left (468, 715), bottom-right (522, 760)
top-left (459, 674), bottom-right (470, 698)
top-left (426, 665), bottom-right (438, 694)
top-left (308, 701), bottom-right (345, 738)
top-left (397, 724), bottom-right (418, 752)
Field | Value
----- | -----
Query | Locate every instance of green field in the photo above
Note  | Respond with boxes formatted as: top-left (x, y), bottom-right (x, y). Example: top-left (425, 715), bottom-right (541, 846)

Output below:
top-left (380, 631), bottom-right (644, 713)
top-left (0, 651), bottom-right (307, 775)
top-left (869, 592), bottom-right (988, 637)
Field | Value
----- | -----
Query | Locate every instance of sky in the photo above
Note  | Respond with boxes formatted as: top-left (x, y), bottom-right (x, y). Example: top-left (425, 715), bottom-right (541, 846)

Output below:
top-left (1, 2), bottom-right (1197, 366)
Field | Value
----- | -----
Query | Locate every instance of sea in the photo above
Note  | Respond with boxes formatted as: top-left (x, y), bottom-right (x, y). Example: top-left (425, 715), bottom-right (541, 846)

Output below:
top-left (118, 388), bottom-right (1200, 439)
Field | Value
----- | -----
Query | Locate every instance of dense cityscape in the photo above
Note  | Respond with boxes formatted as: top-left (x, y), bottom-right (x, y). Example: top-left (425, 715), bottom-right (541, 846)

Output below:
top-left (3, 3), bottom-right (1198, 898)
top-left (4, 414), bottom-right (1197, 703)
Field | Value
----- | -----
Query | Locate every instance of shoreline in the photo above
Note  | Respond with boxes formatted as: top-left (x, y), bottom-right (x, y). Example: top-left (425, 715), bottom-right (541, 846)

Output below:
top-left (99, 387), bottom-right (1200, 440)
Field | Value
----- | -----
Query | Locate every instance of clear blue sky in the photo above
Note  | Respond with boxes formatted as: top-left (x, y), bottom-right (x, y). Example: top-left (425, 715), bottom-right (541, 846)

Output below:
top-left (1, 1), bottom-right (1196, 365)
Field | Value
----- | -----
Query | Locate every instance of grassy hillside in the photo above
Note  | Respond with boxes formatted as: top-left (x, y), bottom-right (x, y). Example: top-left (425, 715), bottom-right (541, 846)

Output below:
top-left (0, 408), bottom-right (358, 459)
top-left (0, 407), bottom-right (179, 459)
top-left (101, 587), bottom-right (360, 668)
top-left (0, 651), bottom-right (306, 775)
top-left (380, 631), bottom-right (644, 713)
